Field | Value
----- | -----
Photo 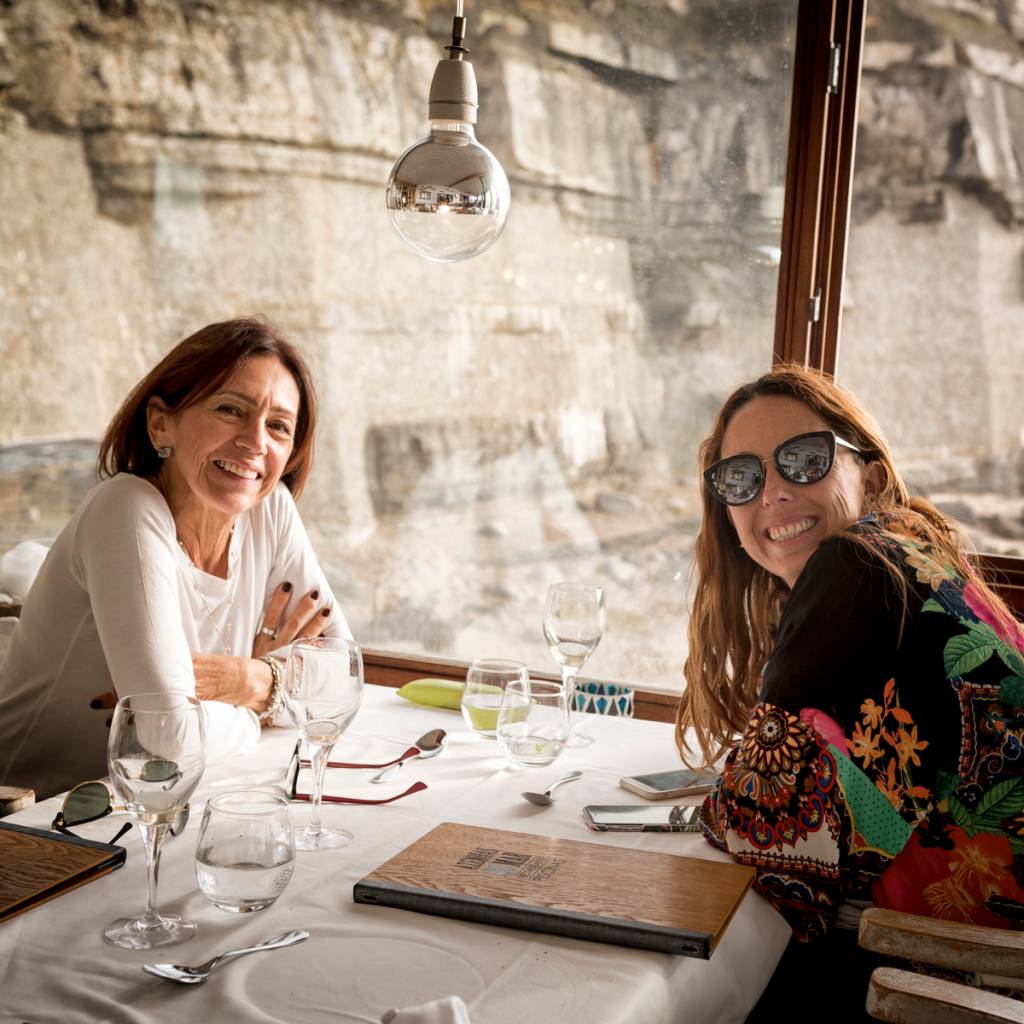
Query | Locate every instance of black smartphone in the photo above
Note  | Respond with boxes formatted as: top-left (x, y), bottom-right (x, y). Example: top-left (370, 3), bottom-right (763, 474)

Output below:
top-left (582, 804), bottom-right (702, 832)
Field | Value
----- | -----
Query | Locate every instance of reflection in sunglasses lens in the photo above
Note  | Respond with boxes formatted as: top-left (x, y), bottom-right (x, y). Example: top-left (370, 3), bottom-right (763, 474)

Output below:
top-left (713, 455), bottom-right (762, 503)
top-left (779, 436), bottom-right (831, 483)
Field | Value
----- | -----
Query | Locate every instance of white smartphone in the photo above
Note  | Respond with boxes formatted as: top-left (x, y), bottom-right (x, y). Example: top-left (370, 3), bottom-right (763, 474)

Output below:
top-left (618, 768), bottom-right (718, 800)
top-left (582, 804), bottom-right (702, 832)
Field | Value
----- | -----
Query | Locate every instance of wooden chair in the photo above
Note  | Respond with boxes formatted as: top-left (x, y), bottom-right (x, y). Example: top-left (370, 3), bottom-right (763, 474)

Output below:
top-left (858, 907), bottom-right (1024, 1023)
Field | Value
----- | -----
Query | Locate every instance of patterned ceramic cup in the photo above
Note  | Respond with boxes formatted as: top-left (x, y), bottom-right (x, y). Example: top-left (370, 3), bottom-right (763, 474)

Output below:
top-left (573, 681), bottom-right (635, 718)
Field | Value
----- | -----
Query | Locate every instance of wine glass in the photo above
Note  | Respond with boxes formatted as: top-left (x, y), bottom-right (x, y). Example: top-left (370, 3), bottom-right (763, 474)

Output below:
top-left (542, 582), bottom-right (606, 748)
top-left (282, 636), bottom-right (364, 851)
top-left (103, 692), bottom-right (205, 949)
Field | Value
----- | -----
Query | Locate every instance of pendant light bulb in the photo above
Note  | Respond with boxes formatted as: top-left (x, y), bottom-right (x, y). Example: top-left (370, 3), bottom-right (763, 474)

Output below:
top-left (385, 12), bottom-right (511, 263)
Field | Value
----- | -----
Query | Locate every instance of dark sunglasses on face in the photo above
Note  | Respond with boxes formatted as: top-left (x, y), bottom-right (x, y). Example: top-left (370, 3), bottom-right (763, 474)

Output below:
top-left (703, 430), bottom-right (863, 507)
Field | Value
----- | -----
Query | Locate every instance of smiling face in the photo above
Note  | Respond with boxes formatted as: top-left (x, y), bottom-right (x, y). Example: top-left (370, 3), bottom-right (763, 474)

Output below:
top-left (720, 394), bottom-right (881, 589)
top-left (148, 355), bottom-right (301, 523)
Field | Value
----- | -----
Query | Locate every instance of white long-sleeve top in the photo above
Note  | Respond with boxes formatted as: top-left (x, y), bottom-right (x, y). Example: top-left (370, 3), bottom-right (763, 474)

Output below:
top-left (0, 473), bottom-right (351, 799)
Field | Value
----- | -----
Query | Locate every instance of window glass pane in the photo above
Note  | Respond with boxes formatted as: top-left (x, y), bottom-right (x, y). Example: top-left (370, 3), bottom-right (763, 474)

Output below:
top-left (841, 5), bottom-right (1024, 558)
top-left (0, 1), bottom-right (797, 692)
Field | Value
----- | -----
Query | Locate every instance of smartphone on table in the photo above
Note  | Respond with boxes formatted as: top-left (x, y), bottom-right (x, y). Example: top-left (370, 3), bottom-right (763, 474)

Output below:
top-left (618, 768), bottom-right (719, 800)
top-left (582, 804), bottom-right (702, 832)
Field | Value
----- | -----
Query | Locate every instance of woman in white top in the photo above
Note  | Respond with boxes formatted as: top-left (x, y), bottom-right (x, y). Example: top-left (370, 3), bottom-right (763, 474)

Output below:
top-left (0, 317), bottom-right (351, 799)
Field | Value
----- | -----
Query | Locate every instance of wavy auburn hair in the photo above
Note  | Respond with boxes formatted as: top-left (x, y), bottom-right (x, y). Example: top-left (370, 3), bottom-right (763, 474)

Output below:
top-left (676, 364), bottom-right (1010, 767)
top-left (98, 317), bottom-right (318, 497)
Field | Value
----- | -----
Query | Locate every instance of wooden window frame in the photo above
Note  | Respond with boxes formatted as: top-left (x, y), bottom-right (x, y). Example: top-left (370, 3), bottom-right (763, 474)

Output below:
top-left (774, 0), bottom-right (865, 373)
top-left (363, 649), bottom-right (681, 724)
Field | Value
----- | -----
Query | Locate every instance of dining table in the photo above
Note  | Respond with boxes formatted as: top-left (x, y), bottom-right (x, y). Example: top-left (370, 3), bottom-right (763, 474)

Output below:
top-left (0, 683), bottom-right (790, 1023)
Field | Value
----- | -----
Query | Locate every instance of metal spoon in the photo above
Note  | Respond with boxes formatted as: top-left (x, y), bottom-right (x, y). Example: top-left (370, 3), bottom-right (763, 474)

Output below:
top-left (142, 929), bottom-right (310, 984)
top-left (522, 770), bottom-right (583, 806)
top-left (370, 728), bottom-right (448, 783)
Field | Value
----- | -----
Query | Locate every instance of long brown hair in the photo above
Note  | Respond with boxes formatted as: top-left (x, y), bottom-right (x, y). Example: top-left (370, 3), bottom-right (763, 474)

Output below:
top-left (676, 364), bottom-right (1010, 766)
top-left (98, 317), bottom-right (318, 496)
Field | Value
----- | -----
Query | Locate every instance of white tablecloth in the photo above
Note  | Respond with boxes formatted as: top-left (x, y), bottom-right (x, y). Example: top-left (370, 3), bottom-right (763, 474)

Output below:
top-left (0, 685), bottom-right (790, 1023)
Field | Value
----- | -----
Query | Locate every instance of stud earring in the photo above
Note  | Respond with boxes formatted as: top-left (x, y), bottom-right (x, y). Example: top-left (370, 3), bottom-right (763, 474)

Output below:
top-left (157, 446), bottom-right (174, 459)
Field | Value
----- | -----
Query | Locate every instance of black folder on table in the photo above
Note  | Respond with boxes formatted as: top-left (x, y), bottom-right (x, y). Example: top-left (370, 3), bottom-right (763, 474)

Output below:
top-left (0, 820), bottom-right (126, 924)
top-left (353, 821), bottom-right (754, 958)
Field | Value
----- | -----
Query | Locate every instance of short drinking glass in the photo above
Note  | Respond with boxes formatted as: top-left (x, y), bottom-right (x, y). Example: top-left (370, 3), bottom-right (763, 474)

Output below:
top-left (461, 659), bottom-right (529, 739)
top-left (496, 679), bottom-right (570, 768)
top-left (195, 790), bottom-right (295, 913)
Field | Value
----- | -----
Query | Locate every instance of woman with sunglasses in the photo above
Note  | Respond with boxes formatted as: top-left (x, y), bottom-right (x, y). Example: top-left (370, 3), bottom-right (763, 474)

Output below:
top-left (0, 318), bottom-right (351, 800)
top-left (679, 365), bottom-right (1024, 1015)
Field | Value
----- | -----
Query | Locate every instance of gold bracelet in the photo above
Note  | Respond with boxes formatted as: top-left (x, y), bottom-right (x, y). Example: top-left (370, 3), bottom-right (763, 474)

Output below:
top-left (258, 655), bottom-right (284, 725)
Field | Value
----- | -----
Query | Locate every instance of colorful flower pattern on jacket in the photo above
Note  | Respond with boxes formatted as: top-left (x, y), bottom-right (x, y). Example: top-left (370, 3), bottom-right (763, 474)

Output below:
top-left (700, 522), bottom-right (1024, 940)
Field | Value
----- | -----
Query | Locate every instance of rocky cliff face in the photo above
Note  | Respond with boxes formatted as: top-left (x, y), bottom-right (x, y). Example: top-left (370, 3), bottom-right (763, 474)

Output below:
top-left (0, 0), bottom-right (792, 546)
top-left (842, 0), bottom-right (1024, 497)
top-left (1, 2), bottom-right (1023, 677)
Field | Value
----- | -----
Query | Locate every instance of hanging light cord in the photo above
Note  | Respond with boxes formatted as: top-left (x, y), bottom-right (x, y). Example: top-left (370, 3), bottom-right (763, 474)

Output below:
top-left (447, 0), bottom-right (468, 59)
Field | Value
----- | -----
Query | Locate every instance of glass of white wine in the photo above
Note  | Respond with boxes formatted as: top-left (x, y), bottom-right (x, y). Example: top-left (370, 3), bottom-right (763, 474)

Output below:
top-left (461, 659), bottom-right (529, 739)
top-left (542, 582), bottom-right (606, 748)
top-left (103, 692), bottom-right (205, 949)
top-left (282, 636), bottom-right (364, 851)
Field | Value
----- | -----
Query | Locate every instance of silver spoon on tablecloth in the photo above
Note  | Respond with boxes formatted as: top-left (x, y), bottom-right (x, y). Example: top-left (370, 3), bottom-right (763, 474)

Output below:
top-left (369, 729), bottom-right (448, 783)
top-left (522, 770), bottom-right (583, 806)
top-left (142, 930), bottom-right (309, 984)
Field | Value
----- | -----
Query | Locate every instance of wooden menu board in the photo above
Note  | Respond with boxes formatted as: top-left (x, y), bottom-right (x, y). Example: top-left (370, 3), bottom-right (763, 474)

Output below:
top-left (0, 821), bottom-right (126, 924)
top-left (353, 821), bottom-right (754, 958)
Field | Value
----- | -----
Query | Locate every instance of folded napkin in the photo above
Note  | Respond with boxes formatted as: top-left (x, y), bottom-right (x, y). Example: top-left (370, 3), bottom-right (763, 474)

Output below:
top-left (396, 678), bottom-right (465, 710)
top-left (381, 996), bottom-right (471, 1024)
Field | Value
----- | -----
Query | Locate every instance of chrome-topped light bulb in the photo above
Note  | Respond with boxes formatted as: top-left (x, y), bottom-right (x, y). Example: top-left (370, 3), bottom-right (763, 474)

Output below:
top-left (385, 10), bottom-right (511, 263)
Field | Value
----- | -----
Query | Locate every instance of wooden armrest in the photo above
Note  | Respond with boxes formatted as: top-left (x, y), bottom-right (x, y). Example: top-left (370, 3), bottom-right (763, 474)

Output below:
top-left (867, 967), bottom-right (1024, 1024)
top-left (859, 908), bottom-right (1024, 979)
top-left (0, 785), bottom-right (35, 817)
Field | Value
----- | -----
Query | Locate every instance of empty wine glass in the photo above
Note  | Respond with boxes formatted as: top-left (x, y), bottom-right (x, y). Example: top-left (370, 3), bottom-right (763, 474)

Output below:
top-left (542, 582), bottom-right (606, 748)
top-left (103, 692), bottom-right (205, 949)
top-left (282, 636), bottom-right (364, 851)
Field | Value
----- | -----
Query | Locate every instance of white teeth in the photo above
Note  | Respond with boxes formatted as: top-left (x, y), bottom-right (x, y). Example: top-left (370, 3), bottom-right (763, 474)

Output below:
top-left (214, 460), bottom-right (259, 480)
top-left (767, 517), bottom-right (815, 542)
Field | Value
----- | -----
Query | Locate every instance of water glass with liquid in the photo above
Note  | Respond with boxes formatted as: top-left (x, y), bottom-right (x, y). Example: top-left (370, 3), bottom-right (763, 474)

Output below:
top-left (195, 790), bottom-right (295, 914)
top-left (461, 659), bottom-right (529, 739)
top-left (496, 679), bottom-right (570, 767)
